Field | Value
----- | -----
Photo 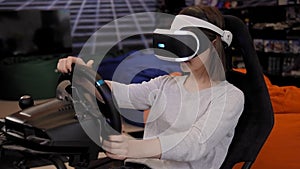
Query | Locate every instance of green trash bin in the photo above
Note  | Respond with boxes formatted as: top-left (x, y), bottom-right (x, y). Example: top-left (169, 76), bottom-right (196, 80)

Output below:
top-left (0, 57), bottom-right (60, 100)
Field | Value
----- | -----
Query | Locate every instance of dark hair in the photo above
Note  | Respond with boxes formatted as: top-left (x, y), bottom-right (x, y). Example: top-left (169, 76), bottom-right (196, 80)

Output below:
top-left (179, 5), bottom-right (227, 70)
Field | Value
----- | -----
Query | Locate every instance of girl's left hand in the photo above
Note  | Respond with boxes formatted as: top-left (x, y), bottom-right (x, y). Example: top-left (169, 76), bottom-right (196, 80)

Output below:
top-left (102, 134), bottom-right (162, 160)
top-left (102, 134), bottom-right (135, 160)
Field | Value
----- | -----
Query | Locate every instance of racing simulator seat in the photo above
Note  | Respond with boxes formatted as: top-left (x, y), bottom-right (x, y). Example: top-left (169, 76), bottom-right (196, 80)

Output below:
top-left (220, 15), bottom-right (274, 169)
top-left (85, 14), bottom-right (276, 169)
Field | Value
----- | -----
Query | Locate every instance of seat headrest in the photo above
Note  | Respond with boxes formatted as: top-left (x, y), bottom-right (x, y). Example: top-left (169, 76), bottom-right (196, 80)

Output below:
top-left (224, 15), bottom-right (262, 79)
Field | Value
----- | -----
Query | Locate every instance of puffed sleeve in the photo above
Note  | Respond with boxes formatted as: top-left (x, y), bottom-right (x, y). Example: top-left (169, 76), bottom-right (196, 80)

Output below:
top-left (111, 75), bottom-right (167, 110)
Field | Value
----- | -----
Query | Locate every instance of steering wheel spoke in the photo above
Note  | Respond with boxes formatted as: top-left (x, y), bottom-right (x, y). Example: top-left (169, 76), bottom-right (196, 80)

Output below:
top-left (58, 64), bottom-right (122, 135)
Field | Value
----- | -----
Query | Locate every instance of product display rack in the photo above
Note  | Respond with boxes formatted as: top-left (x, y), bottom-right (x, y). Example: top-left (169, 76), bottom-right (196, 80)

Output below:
top-left (221, 4), bottom-right (300, 87)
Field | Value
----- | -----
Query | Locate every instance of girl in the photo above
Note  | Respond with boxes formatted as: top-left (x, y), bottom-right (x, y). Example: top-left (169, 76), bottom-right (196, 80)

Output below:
top-left (57, 5), bottom-right (244, 169)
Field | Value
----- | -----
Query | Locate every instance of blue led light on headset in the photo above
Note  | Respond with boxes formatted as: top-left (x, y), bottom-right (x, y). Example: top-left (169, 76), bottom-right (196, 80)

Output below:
top-left (158, 43), bottom-right (165, 48)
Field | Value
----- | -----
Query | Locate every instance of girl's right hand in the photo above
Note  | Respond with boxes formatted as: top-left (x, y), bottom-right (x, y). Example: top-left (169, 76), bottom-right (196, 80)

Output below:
top-left (56, 56), bottom-right (94, 74)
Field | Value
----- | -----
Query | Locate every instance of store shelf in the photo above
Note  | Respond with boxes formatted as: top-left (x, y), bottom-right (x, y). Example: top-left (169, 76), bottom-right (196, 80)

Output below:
top-left (221, 5), bottom-right (300, 87)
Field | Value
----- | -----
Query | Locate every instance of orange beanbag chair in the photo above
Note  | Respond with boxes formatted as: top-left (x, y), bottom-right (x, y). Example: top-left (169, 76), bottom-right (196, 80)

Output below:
top-left (232, 68), bottom-right (300, 169)
top-left (234, 68), bottom-right (300, 114)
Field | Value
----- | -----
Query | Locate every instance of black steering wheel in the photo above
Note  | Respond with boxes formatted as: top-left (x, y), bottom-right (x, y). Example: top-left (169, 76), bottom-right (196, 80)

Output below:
top-left (60, 64), bottom-right (122, 134)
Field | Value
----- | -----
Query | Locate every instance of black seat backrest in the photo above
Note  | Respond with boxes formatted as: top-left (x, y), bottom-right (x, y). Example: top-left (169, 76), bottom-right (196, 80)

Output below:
top-left (220, 15), bottom-right (274, 169)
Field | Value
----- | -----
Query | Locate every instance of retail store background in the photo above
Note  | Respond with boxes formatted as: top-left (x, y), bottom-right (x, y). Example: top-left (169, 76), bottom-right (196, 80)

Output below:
top-left (0, 0), bottom-right (299, 169)
top-left (0, 0), bottom-right (194, 100)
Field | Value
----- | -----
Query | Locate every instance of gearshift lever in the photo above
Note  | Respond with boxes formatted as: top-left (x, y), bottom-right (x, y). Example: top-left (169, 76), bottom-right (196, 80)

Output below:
top-left (19, 95), bottom-right (34, 110)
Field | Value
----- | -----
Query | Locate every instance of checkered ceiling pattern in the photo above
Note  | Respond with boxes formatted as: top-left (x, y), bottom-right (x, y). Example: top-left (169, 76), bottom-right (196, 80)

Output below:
top-left (0, 0), bottom-right (194, 54)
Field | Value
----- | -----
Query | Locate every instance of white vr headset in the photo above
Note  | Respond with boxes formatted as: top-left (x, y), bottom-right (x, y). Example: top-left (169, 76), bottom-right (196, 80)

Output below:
top-left (153, 15), bottom-right (233, 62)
